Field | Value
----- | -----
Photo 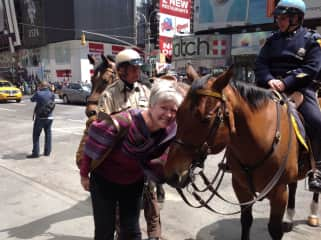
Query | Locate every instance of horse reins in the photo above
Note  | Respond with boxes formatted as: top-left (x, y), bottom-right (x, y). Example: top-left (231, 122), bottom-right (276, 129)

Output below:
top-left (173, 88), bottom-right (294, 215)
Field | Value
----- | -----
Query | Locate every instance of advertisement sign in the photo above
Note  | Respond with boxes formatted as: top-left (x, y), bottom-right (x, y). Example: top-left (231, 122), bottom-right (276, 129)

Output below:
top-left (194, 0), bottom-right (247, 31)
top-left (21, 0), bottom-right (45, 47)
top-left (159, 13), bottom-right (175, 37)
top-left (159, 36), bottom-right (173, 56)
top-left (172, 34), bottom-right (231, 60)
top-left (231, 31), bottom-right (271, 55)
top-left (159, 0), bottom-right (191, 19)
top-left (89, 42), bottom-right (104, 54)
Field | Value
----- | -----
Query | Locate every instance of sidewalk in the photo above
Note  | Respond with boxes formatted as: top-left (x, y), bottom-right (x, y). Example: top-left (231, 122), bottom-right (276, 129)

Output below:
top-left (0, 166), bottom-right (93, 240)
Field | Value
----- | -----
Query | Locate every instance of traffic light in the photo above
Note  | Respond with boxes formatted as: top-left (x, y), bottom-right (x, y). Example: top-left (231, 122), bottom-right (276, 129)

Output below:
top-left (81, 32), bottom-right (86, 46)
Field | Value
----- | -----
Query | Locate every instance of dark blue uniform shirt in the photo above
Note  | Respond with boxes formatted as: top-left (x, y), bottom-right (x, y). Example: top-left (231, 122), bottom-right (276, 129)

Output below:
top-left (255, 27), bottom-right (321, 91)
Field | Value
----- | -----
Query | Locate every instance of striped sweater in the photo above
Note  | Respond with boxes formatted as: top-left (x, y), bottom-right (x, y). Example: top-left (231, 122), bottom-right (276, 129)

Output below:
top-left (80, 109), bottom-right (176, 184)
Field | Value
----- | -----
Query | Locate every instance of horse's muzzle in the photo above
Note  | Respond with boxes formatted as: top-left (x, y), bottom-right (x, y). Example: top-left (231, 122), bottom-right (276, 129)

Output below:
top-left (166, 172), bottom-right (190, 188)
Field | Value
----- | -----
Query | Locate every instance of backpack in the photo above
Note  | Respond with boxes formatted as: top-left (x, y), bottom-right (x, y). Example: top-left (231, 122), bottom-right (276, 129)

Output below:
top-left (36, 100), bottom-right (55, 118)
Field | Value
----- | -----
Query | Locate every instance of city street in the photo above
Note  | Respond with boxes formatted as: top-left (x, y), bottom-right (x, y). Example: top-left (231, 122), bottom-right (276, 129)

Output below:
top-left (0, 96), bottom-right (320, 240)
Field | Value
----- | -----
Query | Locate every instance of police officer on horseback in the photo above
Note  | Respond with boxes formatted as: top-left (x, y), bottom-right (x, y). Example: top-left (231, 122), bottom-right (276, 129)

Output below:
top-left (255, 0), bottom-right (321, 192)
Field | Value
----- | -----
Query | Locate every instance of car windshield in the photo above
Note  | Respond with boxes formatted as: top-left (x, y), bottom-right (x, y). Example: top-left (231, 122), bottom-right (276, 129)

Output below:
top-left (0, 81), bottom-right (13, 87)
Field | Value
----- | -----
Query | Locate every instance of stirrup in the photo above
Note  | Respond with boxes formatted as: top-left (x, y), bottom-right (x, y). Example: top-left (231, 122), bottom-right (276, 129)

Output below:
top-left (305, 169), bottom-right (321, 191)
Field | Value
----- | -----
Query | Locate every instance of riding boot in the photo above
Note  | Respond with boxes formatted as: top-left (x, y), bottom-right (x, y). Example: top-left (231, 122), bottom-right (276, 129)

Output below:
top-left (308, 140), bottom-right (321, 192)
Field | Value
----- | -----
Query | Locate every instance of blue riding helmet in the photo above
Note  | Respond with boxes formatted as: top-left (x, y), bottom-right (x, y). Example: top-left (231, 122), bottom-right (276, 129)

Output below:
top-left (273, 0), bottom-right (306, 16)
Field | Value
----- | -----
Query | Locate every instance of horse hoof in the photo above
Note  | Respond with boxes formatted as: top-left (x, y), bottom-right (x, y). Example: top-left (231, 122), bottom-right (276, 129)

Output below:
top-left (282, 222), bottom-right (293, 232)
top-left (307, 215), bottom-right (320, 227)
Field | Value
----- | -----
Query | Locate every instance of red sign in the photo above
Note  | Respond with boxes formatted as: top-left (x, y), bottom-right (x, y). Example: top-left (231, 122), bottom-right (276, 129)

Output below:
top-left (112, 45), bottom-right (125, 55)
top-left (56, 69), bottom-right (72, 77)
top-left (160, 0), bottom-right (191, 19)
top-left (159, 36), bottom-right (173, 56)
top-left (89, 42), bottom-right (104, 54)
top-left (212, 40), bottom-right (227, 56)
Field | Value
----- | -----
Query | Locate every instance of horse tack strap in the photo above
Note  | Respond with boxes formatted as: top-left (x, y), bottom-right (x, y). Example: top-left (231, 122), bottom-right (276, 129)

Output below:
top-left (195, 89), bottom-right (223, 99)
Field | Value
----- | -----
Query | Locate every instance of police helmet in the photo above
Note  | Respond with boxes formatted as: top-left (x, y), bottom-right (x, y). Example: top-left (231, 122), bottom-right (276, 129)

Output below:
top-left (115, 49), bottom-right (144, 68)
top-left (273, 0), bottom-right (306, 16)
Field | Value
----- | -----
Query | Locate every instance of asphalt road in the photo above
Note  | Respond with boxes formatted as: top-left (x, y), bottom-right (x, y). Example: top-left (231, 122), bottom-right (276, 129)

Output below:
top-left (0, 96), bottom-right (320, 240)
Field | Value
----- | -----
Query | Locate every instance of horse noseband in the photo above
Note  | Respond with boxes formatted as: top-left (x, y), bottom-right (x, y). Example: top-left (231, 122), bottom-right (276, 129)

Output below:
top-left (192, 142), bottom-right (209, 169)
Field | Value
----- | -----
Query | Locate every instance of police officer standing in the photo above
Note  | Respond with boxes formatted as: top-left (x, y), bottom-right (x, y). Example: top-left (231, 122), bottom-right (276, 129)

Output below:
top-left (255, 0), bottom-right (321, 192)
top-left (97, 49), bottom-right (162, 240)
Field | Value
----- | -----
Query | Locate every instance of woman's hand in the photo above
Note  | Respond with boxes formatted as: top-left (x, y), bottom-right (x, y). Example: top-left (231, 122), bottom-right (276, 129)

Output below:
top-left (81, 176), bottom-right (90, 191)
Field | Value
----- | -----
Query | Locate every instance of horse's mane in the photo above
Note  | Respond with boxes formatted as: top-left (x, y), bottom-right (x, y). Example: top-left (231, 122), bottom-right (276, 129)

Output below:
top-left (231, 80), bottom-right (273, 110)
top-left (190, 74), bottom-right (273, 110)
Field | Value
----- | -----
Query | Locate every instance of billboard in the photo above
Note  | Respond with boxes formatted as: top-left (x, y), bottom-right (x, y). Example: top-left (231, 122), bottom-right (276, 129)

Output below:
top-left (21, 0), bottom-right (46, 47)
top-left (159, 0), bottom-right (191, 18)
top-left (232, 31), bottom-right (271, 55)
top-left (159, 0), bottom-right (191, 57)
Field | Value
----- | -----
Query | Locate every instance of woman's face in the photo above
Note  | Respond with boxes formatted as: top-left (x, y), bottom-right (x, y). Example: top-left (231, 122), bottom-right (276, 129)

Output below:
top-left (149, 100), bottom-right (178, 130)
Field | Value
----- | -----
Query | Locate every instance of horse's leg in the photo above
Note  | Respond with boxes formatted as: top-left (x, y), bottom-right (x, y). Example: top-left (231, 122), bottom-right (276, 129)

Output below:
top-left (283, 182), bottom-right (297, 232)
top-left (268, 184), bottom-right (287, 240)
top-left (307, 192), bottom-right (320, 226)
top-left (232, 178), bottom-right (253, 240)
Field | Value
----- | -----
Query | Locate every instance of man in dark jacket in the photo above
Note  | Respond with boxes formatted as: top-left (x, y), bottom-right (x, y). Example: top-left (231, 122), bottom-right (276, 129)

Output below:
top-left (27, 81), bottom-right (55, 158)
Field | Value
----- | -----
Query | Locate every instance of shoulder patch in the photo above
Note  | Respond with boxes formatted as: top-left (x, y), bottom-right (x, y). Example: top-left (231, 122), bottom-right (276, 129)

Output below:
top-left (317, 39), bottom-right (321, 47)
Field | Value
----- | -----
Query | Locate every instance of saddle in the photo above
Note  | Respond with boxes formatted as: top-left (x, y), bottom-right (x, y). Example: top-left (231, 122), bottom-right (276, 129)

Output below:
top-left (286, 91), bottom-right (312, 177)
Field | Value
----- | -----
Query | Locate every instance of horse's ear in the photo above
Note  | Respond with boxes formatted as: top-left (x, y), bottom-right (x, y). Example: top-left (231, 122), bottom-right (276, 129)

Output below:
top-left (88, 54), bottom-right (95, 65)
top-left (101, 54), bottom-right (108, 64)
top-left (185, 62), bottom-right (200, 83)
top-left (107, 55), bottom-right (115, 63)
top-left (213, 65), bottom-right (233, 90)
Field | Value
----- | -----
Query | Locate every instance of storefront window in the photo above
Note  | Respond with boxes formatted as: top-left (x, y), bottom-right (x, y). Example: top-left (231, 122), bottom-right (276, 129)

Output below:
top-left (55, 45), bottom-right (70, 64)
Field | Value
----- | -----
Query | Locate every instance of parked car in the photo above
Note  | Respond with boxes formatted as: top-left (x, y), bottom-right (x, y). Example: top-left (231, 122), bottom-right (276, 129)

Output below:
top-left (59, 83), bottom-right (91, 104)
top-left (0, 79), bottom-right (22, 103)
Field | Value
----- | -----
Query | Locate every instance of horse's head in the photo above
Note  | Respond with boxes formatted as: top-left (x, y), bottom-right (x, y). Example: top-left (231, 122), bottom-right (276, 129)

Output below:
top-left (86, 54), bottom-right (117, 118)
top-left (164, 67), bottom-right (234, 188)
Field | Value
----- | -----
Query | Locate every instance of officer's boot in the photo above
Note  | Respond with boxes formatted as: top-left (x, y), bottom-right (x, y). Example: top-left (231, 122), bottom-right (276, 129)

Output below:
top-left (308, 140), bottom-right (321, 192)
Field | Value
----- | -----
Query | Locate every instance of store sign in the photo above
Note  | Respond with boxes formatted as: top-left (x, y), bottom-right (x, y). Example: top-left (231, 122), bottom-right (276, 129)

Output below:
top-left (172, 34), bottom-right (231, 59)
top-left (159, 36), bottom-right (173, 56)
top-left (231, 31), bottom-right (271, 55)
top-left (89, 42), bottom-right (104, 54)
top-left (56, 69), bottom-right (72, 77)
top-left (160, 0), bottom-right (191, 19)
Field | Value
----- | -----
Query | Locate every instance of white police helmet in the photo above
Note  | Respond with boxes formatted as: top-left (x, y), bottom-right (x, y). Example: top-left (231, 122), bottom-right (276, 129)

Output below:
top-left (115, 49), bottom-right (144, 68)
top-left (273, 0), bottom-right (306, 16)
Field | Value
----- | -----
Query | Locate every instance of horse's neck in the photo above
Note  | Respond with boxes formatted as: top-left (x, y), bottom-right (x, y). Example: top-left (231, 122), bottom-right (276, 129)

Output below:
top-left (228, 95), bottom-right (277, 162)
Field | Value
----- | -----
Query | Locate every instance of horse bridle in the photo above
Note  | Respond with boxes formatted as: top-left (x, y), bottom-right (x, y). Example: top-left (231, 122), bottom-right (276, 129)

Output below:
top-left (173, 88), bottom-right (228, 170)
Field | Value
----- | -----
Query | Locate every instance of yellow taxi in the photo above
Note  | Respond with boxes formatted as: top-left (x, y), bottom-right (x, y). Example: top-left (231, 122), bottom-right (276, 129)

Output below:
top-left (0, 79), bottom-right (22, 102)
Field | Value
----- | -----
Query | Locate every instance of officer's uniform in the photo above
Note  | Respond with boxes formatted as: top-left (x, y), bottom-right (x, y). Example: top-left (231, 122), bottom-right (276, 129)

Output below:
top-left (255, 26), bottom-right (321, 166)
top-left (98, 78), bottom-right (162, 239)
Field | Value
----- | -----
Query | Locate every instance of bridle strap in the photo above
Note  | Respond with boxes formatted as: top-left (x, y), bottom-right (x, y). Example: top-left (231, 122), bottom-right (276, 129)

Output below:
top-left (195, 89), bottom-right (223, 99)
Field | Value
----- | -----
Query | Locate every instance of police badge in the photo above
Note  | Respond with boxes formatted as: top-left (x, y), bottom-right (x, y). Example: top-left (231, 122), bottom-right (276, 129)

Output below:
top-left (297, 48), bottom-right (306, 57)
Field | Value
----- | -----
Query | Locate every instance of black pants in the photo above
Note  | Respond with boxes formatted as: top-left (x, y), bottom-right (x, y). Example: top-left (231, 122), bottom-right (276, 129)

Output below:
top-left (90, 173), bottom-right (144, 240)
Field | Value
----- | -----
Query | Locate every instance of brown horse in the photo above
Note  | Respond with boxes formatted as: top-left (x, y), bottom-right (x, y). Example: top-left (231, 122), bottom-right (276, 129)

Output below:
top-left (85, 54), bottom-right (117, 118)
top-left (164, 67), bottom-right (319, 240)
top-left (75, 54), bottom-right (117, 167)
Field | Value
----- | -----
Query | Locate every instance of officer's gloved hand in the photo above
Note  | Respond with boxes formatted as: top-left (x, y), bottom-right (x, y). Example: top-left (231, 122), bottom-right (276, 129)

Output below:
top-left (268, 79), bottom-right (285, 92)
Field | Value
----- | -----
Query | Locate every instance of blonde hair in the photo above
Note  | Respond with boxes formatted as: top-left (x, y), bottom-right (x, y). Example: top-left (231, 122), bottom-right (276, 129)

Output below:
top-left (149, 80), bottom-right (185, 107)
